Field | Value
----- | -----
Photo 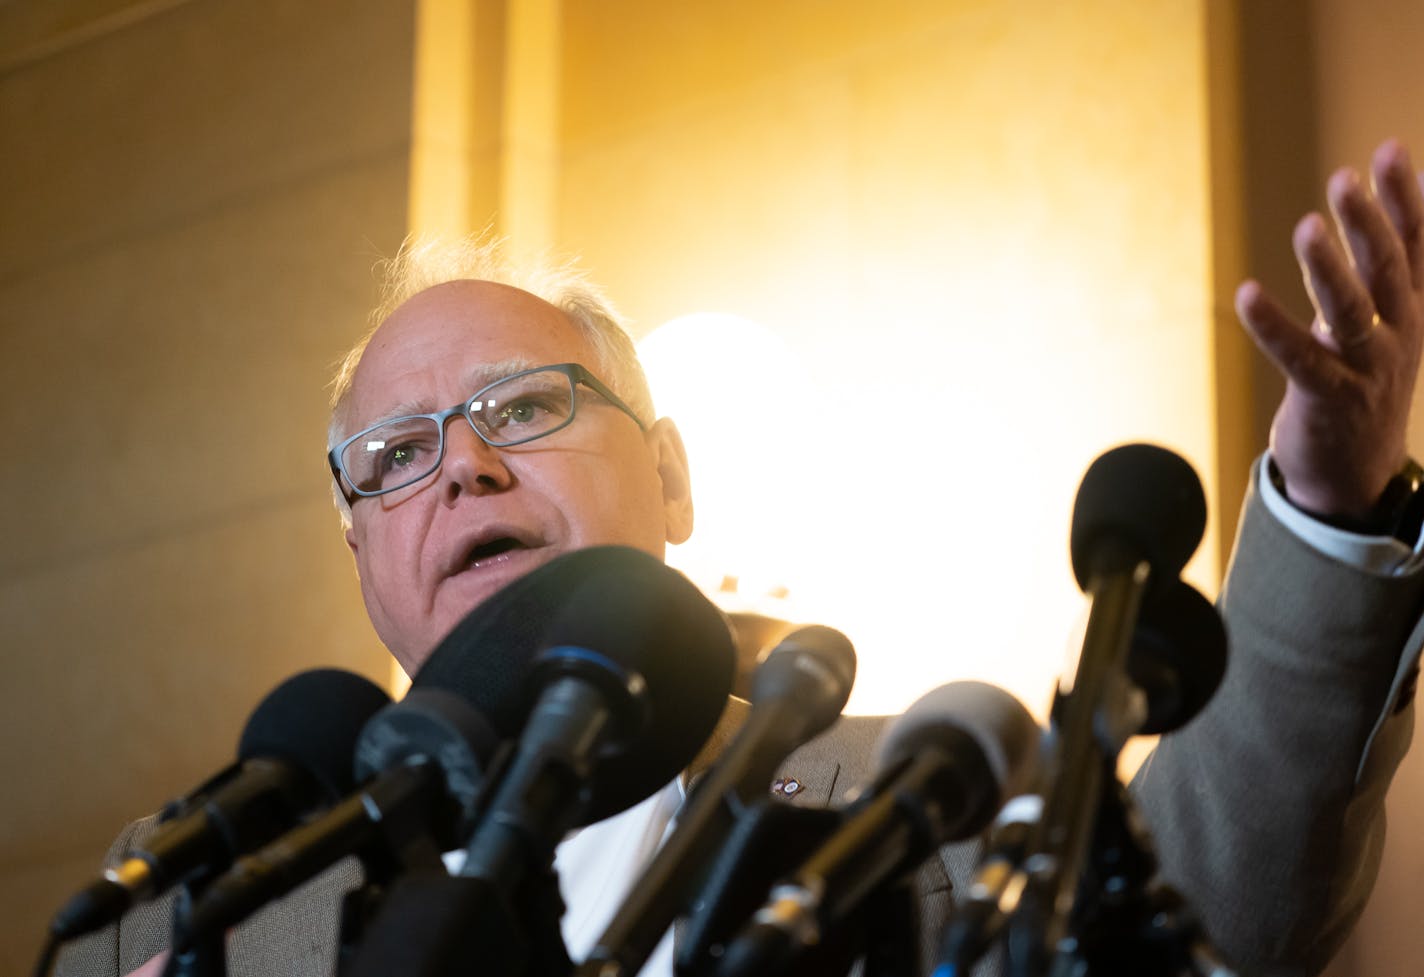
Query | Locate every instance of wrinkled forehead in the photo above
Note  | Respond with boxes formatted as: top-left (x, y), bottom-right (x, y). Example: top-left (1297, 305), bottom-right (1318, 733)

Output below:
top-left (341, 280), bottom-right (595, 430)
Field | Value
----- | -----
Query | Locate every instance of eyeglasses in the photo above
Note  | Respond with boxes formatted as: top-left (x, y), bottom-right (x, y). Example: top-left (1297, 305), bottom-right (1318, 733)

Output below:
top-left (329, 362), bottom-right (646, 501)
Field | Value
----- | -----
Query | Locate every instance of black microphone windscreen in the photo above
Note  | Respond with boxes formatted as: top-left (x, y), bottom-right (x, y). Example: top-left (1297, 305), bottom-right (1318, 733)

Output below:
top-left (1069, 443), bottom-right (1206, 592)
top-left (237, 668), bottom-right (392, 800)
top-left (413, 546), bottom-right (736, 824)
top-left (413, 552), bottom-right (592, 732)
top-left (354, 688), bottom-right (502, 845)
top-left (1128, 580), bottom-right (1228, 734)
top-left (874, 681), bottom-right (1041, 824)
top-left (539, 548), bottom-right (736, 822)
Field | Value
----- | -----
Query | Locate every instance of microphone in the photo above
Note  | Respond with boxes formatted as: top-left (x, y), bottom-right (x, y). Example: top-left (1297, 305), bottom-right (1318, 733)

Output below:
top-left (932, 794), bottom-right (1042, 977)
top-left (183, 687), bottom-right (499, 937)
top-left (48, 669), bottom-right (391, 942)
top-left (934, 583), bottom-right (1228, 977)
top-left (448, 546), bottom-right (736, 893)
top-left (1125, 578), bottom-right (1228, 736)
top-left (290, 547), bottom-right (732, 977)
top-left (413, 545), bottom-right (736, 826)
top-left (1054, 442), bottom-right (1207, 746)
top-left (584, 625), bottom-right (857, 977)
top-left (1069, 443), bottom-right (1206, 597)
top-left (1024, 443), bottom-right (1208, 964)
top-left (718, 681), bottom-right (1042, 977)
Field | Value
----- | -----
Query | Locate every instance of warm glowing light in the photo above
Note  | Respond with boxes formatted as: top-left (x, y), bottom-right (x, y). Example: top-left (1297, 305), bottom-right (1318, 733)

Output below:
top-left (390, 0), bottom-right (1234, 726)
top-left (639, 313), bottom-right (828, 615)
top-left (639, 298), bottom-right (1219, 723)
top-left (563, 0), bottom-right (1227, 721)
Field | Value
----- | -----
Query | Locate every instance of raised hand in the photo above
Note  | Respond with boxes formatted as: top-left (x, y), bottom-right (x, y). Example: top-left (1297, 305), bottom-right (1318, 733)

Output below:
top-left (1236, 139), bottom-right (1424, 522)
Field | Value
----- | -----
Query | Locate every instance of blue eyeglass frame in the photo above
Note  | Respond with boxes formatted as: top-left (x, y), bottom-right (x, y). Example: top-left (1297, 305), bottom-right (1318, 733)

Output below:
top-left (328, 361), bottom-right (647, 502)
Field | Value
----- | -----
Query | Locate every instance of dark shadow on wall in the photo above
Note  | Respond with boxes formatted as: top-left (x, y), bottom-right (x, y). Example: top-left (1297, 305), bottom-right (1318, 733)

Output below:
top-left (1238, 0), bottom-right (1323, 450)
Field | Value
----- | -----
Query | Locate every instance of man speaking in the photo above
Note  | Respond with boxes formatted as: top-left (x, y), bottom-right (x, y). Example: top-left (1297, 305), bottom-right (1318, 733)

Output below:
top-left (59, 138), bottom-right (1424, 977)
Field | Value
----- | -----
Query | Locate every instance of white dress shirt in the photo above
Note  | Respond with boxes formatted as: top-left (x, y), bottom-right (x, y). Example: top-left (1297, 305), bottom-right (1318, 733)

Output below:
top-left (1256, 455), bottom-right (1424, 574)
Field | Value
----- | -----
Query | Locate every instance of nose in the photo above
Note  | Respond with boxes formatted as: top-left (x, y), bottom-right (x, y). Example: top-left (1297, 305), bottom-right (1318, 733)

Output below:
top-left (439, 416), bottom-right (513, 504)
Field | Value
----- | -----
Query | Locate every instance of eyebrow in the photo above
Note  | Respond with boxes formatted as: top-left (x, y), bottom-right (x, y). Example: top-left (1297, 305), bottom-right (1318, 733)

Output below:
top-left (359, 356), bottom-right (542, 429)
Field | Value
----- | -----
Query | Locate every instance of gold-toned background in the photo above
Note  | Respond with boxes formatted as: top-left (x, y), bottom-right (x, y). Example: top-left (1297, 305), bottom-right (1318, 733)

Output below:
top-left (0, 1), bottom-right (1418, 974)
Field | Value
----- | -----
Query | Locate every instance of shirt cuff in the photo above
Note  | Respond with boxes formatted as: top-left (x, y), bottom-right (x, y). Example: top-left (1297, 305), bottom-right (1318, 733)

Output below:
top-left (1258, 455), bottom-right (1424, 575)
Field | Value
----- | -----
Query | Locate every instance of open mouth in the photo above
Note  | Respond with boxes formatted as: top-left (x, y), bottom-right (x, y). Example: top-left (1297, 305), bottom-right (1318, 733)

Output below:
top-left (466, 536), bottom-right (526, 566)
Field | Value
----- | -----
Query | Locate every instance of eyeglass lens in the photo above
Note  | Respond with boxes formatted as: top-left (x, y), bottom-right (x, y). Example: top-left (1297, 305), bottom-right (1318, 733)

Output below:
top-left (341, 368), bottom-right (577, 495)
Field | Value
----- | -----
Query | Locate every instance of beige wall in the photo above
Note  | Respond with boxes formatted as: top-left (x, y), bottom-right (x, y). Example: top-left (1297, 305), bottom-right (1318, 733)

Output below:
top-left (555, 0), bottom-right (1229, 717)
top-left (2, 1), bottom-right (1421, 975)
top-left (0, 1), bottom-right (413, 971)
top-left (1308, 4), bottom-right (1424, 975)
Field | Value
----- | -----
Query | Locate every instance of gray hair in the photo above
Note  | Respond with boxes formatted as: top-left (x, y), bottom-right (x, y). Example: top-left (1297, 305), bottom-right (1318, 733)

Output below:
top-left (327, 235), bottom-right (656, 525)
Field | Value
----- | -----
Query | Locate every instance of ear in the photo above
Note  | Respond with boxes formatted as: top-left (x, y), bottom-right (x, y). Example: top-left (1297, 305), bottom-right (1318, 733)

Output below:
top-left (647, 417), bottom-right (695, 545)
top-left (344, 524), bottom-right (362, 570)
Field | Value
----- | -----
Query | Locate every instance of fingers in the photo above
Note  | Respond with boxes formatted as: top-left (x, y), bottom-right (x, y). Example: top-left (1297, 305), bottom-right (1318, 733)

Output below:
top-left (1258, 139), bottom-right (1423, 368)
top-left (127, 952), bottom-right (170, 977)
top-left (1327, 166), bottom-right (1413, 329)
top-left (1370, 138), bottom-right (1424, 291)
top-left (1235, 279), bottom-right (1350, 396)
top-left (1292, 210), bottom-right (1380, 356)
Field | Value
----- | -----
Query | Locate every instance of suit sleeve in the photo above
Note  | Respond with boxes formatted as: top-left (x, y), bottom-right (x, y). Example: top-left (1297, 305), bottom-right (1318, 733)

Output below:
top-left (54, 816), bottom-right (173, 977)
top-left (1130, 463), bottom-right (1424, 976)
top-left (53, 813), bottom-right (360, 977)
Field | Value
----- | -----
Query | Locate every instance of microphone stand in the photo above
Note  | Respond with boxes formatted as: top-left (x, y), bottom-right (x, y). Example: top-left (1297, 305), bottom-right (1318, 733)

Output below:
top-left (164, 883), bottom-right (226, 977)
top-left (1052, 778), bottom-right (1240, 977)
top-left (986, 767), bottom-right (1240, 977)
top-left (1003, 564), bottom-right (1150, 977)
top-left (334, 755), bottom-right (543, 977)
top-left (860, 876), bottom-right (923, 977)
top-left (674, 801), bottom-right (850, 977)
top-left (946, 619), bottom-right (1235, 977)
top-left (339, 867), bottom-right (570, 977)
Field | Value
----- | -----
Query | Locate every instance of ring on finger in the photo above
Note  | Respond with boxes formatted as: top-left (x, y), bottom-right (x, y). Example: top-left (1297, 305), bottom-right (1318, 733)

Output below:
top-left (1316, 310), bottom-right (1382, 348)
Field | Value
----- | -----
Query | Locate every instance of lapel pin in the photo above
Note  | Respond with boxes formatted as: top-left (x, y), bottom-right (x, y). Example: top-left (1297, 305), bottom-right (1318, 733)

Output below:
top-left (771, 777), bottom-right (804, 798)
